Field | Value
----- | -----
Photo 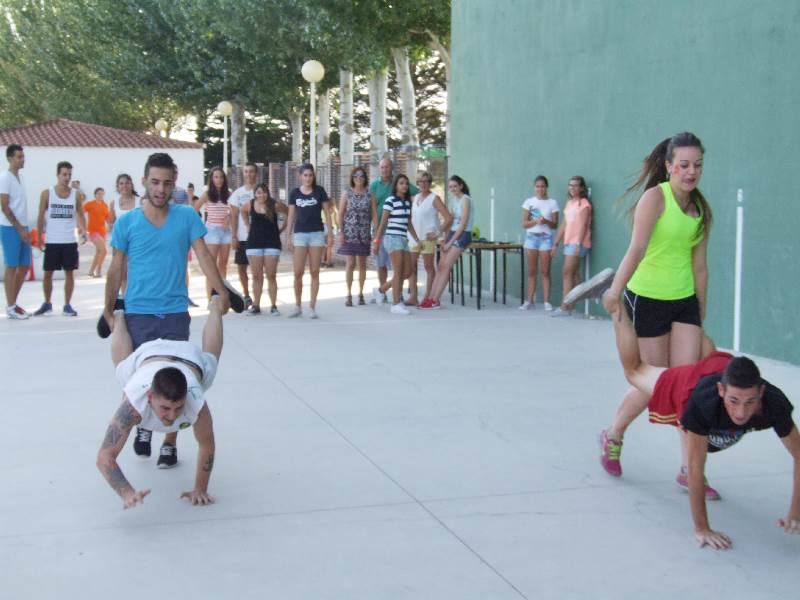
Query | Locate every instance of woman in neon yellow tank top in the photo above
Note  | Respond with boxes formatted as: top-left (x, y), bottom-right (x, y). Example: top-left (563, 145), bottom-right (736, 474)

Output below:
top-left (598, 133), bottom-right (722, 499)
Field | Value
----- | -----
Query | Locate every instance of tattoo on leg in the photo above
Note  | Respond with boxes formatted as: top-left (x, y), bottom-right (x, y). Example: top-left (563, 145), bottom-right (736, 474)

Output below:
top-left (203, 453), bottom-right (215, 473)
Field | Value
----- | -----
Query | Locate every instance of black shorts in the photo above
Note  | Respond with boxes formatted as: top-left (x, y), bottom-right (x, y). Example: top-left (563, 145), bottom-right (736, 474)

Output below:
top-left (234, 240), bottom-right (248, 265)
top-left (43, 242), bottom-right (79, 271)
top-left (623, 289), bottom-right (701, 338)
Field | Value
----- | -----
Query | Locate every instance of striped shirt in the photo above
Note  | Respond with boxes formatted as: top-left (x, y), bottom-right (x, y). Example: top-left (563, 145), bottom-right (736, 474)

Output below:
top-left (205, 201), bottom-right (230, 228)
top-left (382, 195), bottom-right (412, 236)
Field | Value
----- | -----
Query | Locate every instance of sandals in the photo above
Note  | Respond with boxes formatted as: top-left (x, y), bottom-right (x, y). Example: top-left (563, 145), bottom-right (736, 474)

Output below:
top-left (345, 295), bottom-right (353, 307)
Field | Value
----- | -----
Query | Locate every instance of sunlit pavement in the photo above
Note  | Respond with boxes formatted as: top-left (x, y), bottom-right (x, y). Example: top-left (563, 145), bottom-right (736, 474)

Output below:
top-left (2, 249), bottom-right (799, 599)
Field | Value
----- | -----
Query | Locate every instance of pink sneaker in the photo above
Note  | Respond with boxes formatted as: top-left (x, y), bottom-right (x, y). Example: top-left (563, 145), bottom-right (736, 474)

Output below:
top-left (676, 467), bottom-right (721, 500)
top-left (598, 429), bottom-right (622, 477)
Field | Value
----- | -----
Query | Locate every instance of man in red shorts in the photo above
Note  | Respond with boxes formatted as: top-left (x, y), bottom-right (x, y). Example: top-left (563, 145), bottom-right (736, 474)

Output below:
top-left (565, 270), bottom-right (800, 549)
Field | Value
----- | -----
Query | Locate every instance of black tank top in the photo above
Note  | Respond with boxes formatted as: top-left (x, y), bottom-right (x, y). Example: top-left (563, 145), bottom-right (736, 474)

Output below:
top-left (246, 199), bottom-right (281, 249)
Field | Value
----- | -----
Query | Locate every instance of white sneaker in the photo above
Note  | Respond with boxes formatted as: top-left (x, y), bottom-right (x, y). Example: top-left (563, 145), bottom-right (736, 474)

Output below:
top-left (390, 303), bottom-right (411, 315)
top-left (518, 301), bottom-right (533, 311)
top-left (562, 268), bottom-right (616, 305)
top-left (288, 306), bottom-right (302, 318)
top-left (550, 307), bottom-right (572, 318)
top-left (6, 305), bottom-right (29, 320)
top-left (309, 309), bottom-right (319, 319)
top-left (372, 287), bottom-right (383, 304)
top-left (544, 302), bottom-right (554, 311)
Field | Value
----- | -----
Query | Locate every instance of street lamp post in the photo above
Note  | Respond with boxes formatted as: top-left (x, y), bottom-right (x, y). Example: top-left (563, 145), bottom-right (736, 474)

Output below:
top-left (301, 60), bottom-right (325, 166)
top-left (217, 100), bottom-right (233, 174)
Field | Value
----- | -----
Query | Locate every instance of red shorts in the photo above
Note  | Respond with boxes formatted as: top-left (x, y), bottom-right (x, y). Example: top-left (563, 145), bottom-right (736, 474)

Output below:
top-left (648, 351), bottom-right (733, 426)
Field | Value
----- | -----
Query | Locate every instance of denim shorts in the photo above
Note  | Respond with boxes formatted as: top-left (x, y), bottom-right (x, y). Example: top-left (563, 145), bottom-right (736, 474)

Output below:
top-left (564, 243), bottom-right (588, 258)
top-left (125, 312), bottom-right (191, 350)
top-left (383, 234), bottom-right (409, 253)
top-left (246, 247), bottom-right (281, 257)
top-left (205, 225), bottom-right (232, 245)
top-left (293, 231), bottom-right (326, 247)
top-left (447, 230), bottom-right (472, 250)
top-left (0, 225), bottom-right (32, 268)
top-left (376, 240), bottom-right (391, 268)
top-left (524, 232), bottom-right (554, 251)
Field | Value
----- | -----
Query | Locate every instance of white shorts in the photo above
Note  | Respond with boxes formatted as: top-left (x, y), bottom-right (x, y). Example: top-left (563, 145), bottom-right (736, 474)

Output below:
top-left (115, 338), bottom-right (218, 391)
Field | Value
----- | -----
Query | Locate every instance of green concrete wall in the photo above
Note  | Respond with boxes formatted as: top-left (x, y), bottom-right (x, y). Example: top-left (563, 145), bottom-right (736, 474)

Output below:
top-left (450, 0), bottom-right (800, 364)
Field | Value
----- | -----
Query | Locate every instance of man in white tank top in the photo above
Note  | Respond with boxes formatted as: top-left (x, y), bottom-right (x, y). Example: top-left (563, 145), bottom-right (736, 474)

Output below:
top-left (34, 161), bottom-right (87, 316)
top-left (96, 294), bottom-right (226, 509)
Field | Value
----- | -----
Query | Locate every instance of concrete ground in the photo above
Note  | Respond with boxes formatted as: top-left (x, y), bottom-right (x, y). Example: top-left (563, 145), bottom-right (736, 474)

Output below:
top-left (2, 248), bottom-right (799, 599)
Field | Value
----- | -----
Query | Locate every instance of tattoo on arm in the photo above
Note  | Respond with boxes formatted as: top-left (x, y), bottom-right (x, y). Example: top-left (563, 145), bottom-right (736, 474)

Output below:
top-left (203, 453), bottom-right (215, 473)
top-left (102, 423), bottom-right (124, 448)
top-left (115, 401), bottom-right (141, 429)
top-left (104, 463), bottom-right (132, 495)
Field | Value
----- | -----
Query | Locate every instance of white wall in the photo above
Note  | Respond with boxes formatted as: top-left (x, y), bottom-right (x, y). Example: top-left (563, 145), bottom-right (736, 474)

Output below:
top-left (11, 146), bottom-right (204, 226)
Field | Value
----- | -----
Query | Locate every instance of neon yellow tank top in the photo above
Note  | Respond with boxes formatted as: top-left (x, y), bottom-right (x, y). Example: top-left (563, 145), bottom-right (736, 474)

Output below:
top-left (627, 182), bottom-right (703, 300)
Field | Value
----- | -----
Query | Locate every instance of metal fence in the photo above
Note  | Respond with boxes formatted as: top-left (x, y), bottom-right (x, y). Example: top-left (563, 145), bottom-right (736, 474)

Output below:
top-left (227, 150), bottom-right (449, 204)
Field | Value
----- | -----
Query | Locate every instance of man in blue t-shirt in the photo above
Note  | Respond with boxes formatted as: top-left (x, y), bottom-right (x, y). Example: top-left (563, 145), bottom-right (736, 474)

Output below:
top-left (101, 153), bottom-right (242, 468)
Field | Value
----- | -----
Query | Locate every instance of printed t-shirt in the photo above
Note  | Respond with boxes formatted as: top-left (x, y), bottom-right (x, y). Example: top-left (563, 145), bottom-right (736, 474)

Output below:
top-left (562, 198), bottom-right (592, 247)
top-left (111, 204), bottom-right (206, 314)
top-left (229, 185), bottom-right (255, 239)
top-left (370, 179), bottom-right (418, 222)
top-left (521, 197), bottom-right (559, 234)
top-left (681, 374), bottom-right (794, 452)
top-left (382, 195), bottom-right (412, 236)
top-left (0, 170), bottom-right (28, 226)
top-left (289, 185), bottom-right (329, 233)
top-left (84, 199), bottom-right (110, 235)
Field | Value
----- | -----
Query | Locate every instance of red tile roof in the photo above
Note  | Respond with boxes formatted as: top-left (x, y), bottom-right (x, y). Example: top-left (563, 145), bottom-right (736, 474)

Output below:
top-left (0, 119), bottom-right (203, 149)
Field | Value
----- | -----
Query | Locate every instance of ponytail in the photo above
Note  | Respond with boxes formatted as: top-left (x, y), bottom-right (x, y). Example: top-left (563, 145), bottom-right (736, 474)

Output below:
top-left (623, 132), bottom-right (712, 239)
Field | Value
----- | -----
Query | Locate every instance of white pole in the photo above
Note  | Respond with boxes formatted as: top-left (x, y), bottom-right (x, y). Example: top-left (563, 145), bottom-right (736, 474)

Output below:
top-left (310, 81), bottom-right (317, 166)
top-left (223, 115), bottom-right (229, 174)
top-left (490, 187), bottom-right (495, 295)
top-left (733, 188), bottom-right (744, 352)
top-left (584, 186), bottom-right (592, 317)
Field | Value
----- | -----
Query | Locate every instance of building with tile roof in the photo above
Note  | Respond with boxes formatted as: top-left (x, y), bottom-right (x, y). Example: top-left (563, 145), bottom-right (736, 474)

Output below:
top-left (0, 119), bottom-right (204, 228)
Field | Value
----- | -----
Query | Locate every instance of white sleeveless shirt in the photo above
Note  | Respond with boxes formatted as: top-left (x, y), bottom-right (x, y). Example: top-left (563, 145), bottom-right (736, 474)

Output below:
top-left (409, 192), bottom-right (439, 242)
top-left (114, 194), bottom-right (139, 218)
top-left (46, 186), bottom-right (78, 244)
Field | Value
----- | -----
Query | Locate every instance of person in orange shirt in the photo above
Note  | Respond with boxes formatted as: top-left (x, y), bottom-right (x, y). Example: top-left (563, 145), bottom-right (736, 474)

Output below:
top-left (551, 176), bottom-right (593, 315)
top-left (84, 187), bottom-right (110, 277)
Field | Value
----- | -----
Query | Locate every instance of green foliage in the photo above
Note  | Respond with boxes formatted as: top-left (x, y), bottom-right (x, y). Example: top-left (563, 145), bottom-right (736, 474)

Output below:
top-left (0, 0), bottom-right (450, 155)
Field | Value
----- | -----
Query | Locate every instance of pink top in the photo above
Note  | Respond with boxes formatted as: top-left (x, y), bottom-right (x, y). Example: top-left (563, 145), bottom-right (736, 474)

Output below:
top-left (563, 198), bottom-right (592, 248)
top-left (205, 201), bottom-right (230, 228)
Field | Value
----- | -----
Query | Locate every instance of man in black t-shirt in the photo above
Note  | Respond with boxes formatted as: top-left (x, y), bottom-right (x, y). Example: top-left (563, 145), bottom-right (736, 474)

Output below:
top-left (594, 288), bottom-right (800, 550)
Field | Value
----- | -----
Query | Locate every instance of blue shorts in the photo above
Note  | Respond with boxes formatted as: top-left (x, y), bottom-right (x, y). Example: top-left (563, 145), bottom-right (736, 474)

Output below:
top-left (564, 244), bottom-right (588, 258)
top-left (0, 226), bottom-right (32, 268)
top-left (447, 230), bottom-right (472, 250)
top-left (125, 312), bottom-right (191, 350)
top-left (376, 239), bottom-right (391, 268)
top-left (205, 225), bottom-right (232, 245)
top-left (524, 232), bottom-right (554, 251)
top-left (246, 247), bottom-right (281, 257)
top-left (383, 234), bottom-right (410, 253)
top-left (293, 231), bottom-right (326, 247)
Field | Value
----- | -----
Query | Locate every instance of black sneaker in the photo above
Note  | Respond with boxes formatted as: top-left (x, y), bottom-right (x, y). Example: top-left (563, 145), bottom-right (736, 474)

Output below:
top-left (156, 444), bottom-right (178, 469)
top-left (211, 281), bottom-right (245, 313)
top-left (133, 427), bottom-right (152, 457)
top-left (96, 298), bottom-right (126, 339)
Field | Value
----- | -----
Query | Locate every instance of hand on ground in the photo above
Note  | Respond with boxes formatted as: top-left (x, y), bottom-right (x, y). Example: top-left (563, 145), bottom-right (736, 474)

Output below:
top-left (181, 490), bottom-right (215, 506)
top-left (122, 489), bottom-right (151, 510)
top-left (695, 529), bottom-right (732, 550)
top-left (777, 517), bottom-right (800, 534)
